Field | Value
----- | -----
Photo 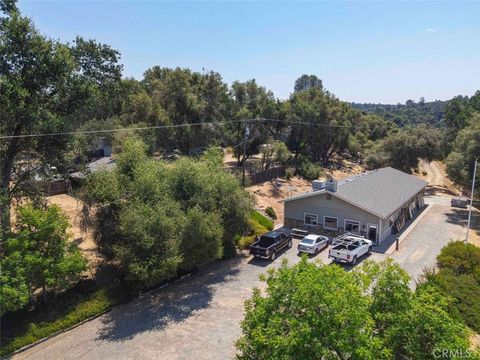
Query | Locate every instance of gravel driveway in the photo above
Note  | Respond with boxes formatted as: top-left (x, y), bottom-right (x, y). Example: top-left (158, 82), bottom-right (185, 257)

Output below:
top-left (12, 194), bottom-right (469, 360)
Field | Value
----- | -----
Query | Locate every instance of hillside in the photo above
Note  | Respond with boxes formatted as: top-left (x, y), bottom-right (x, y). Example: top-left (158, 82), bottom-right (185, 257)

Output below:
top-left (350, 99), bottom-right (447, 127)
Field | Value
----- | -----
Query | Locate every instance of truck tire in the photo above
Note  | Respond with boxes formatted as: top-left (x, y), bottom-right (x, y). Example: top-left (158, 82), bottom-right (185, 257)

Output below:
top-left (288, 240), bottom-right (293, 248)
top-left (352, 256), bottom-right (357, 265)
top-left (270, 251), bottom-right (276, 261)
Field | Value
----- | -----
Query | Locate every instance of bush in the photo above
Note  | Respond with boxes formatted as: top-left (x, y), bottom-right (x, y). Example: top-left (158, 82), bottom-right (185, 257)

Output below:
top-left (0, 286), bottom-right (127, 356)
top-left (237, 216), bottom-right (269, 250)
top-left (297, 160), bottom-right (322, 181)
top-left (238, 235), bottom-right (257, 250)
top-left (437, 241), bottom-right (480, 276)
top-left (422, 171), bottom-right (428, 176)
top-left (285, 168), bottom-right (294, 180)
top-left (250, 211), bottom-right (273, 231)
top-left (265, 207), bottom-right (277, 220)
top-left (428, 270), bottom-right (480, 332)
top-left (426, 241), bottom-right (480, 331)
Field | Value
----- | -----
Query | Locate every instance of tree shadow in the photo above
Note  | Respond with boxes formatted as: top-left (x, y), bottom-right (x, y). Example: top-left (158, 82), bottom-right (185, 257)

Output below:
top-left (95, 256), bottom-right (244, 342)
top-left (328, 252), bottom-right (373, 271)
top-left (445, 207), bottom-right (480, 236)
top-left (72, 237), bottom-right (84, 246)
top-left (424, 186), bottom-right (458, 197)
top-left (247, 245), bottom-right (291, 267)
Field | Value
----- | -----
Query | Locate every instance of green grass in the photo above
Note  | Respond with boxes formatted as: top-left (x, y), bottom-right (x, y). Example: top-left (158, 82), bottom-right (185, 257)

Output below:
top-left (0, 286), bottom-right (129, 357)
top-left (250, 210), bottom-right (274, 231)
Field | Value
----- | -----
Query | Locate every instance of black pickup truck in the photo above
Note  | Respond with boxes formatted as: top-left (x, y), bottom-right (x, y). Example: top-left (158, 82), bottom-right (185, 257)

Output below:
top-left (249, 229), bottom-right (293, 260)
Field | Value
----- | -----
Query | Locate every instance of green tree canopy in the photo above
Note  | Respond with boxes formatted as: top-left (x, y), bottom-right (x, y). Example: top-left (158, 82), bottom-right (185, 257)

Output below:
top-left (83, 138), bottom-right (251, 288)
top-left (446, 114), bottom-right (480, 199)
top-left (236, 258), bottom-right (472, 360)
top-left (0, 2), bottom-right (122, 239)
top-left (0, 204), bottom-right (86, 314)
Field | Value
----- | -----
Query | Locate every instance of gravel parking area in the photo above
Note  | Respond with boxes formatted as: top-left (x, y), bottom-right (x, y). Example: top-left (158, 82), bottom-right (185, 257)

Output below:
top-left (12, 194), bottom-right (471, 360)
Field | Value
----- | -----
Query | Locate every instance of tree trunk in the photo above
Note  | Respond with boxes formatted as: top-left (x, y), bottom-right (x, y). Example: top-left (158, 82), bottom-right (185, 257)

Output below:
top-left (0, 125), bottom-right (22, 242)
top-left (0, 187), bottom-right (11, 244)
top-left (1, 159), bottom-right (13, 243)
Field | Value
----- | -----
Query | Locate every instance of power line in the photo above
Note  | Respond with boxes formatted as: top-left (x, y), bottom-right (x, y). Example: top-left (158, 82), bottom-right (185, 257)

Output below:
top-left (0, 118), bottom-right (352, 140)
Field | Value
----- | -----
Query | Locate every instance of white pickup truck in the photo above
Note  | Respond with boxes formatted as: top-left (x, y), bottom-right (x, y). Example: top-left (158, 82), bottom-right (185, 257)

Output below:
top-left (328, 234), bottom-right (372, 265)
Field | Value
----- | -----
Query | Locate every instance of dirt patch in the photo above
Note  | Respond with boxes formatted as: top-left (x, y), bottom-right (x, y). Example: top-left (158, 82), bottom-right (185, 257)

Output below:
top-left (416, 160), bottom-right (460, 195)
top-left (415, 160), bottom-right (480, 246)
top-left (246, 177), bottom-right (311, 225)
top-left (246, 161), bottom-right (366, 225)
top-left (47, 194), bottom-right (103, 278)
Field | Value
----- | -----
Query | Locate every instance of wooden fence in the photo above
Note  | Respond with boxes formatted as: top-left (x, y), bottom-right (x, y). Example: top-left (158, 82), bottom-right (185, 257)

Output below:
top-left (249, 166), bottom-right (285, 185)
top-left (40, 180), bottom-right (70, 195)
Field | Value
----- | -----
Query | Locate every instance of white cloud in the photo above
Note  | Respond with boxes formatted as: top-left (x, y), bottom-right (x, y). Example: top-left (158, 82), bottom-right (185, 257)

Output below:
top-left (426, 28), bottom-right (435, 33)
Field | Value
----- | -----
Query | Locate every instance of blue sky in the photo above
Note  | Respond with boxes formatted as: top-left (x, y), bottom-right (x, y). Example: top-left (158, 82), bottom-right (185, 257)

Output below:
top-left (18, 1), bottom-right (480, 103)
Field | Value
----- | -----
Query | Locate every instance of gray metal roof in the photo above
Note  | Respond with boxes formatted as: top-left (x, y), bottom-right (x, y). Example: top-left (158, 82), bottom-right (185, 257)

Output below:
top-left (69, 157), bottom-right (116, 179)
top-left (282, 167), bottom-right (428, 219)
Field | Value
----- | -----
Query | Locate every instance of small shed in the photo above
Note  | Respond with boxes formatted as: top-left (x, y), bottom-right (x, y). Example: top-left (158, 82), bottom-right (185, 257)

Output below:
top-left (451, 196), bottom-right (468, 208)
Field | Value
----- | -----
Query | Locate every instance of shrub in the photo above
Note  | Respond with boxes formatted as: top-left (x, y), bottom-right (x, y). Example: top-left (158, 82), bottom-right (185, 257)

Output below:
top-left (285, 168), bottom-right (294, 180)
top-left (0, 287), bottom-right (124, 357)
top-left (298, 160), bottom-right (322, 181)
top-left (437, 241), bottom-right (480, 276)
top-left (238, 235), bottom-right (256, 249)
top-left (428, 270), bottom-right (480, 332)
top-left (250, 211), bottom-right (273, 231)
top-left (422, 171), bottom-right (428, 176)
top-left (427, 241), bottom-right (480, 331)
top-left (265, 207), bottom-right (277, 220)
top-left (237, 217), bottom-right (268, 250)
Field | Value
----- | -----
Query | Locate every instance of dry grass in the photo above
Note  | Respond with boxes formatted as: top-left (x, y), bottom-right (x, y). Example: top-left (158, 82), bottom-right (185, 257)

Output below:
top-left (416, 159), bottom-right (460, 195)
top-left (246, 159), bottom-right (366, 225)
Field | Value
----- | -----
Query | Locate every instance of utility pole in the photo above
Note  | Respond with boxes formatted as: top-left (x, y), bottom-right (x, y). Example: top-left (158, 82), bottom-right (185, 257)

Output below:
top-left (242, 121), bottom-right (249, 188)
top-left (465, 158), bottom-right (478, 244)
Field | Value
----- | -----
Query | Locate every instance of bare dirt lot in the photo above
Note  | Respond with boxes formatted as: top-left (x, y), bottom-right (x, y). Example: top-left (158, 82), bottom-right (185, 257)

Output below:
top-left (246, 161), bottom-right (366, 225)
top-left (246, 177), bottom-right (311, 224)
top-left (416, 159), bottom-right (459, 195)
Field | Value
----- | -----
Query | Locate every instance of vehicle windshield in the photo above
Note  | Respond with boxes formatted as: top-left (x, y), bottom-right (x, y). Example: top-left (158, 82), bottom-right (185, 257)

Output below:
top-left (301, 239), bottom-right (314, 245)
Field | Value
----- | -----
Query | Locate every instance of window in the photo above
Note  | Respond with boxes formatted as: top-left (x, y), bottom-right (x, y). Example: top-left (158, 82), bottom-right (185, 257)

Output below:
top-left (324, 216), bottom-right (338, 230)
top-left (304, 213), bottom-right (318, 226)
top-left (344, 220), bottom-right (360, 233)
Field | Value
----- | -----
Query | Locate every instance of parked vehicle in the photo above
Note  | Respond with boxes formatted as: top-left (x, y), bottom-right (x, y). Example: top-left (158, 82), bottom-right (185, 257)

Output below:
top-left (297, 234), bottom-right (329, 255)
top-left (249, 229), bottom-right (293, 260)
top-left (328, 234), bottom-right (372, 265)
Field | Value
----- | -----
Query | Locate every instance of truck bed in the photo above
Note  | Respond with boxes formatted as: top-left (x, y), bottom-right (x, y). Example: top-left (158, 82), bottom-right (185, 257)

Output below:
top-left (251, 237), bottom-right (276, 249)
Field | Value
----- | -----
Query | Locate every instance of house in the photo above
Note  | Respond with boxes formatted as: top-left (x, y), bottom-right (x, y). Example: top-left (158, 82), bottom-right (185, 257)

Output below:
top-left (69, 157), bottom-right (116, 185)
top-left (280, 167), bottom-right (428, 245)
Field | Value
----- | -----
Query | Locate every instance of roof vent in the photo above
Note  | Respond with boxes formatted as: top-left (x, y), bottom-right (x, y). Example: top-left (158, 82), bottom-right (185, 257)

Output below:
top-left (326, 178), bottom-right (338, 192)
top-left (312, 179), bottom-right (327, 191)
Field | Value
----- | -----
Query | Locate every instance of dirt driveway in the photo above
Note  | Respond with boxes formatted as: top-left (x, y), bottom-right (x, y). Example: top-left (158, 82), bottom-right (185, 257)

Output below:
top-left (12, 194), bottom-right (476, 360)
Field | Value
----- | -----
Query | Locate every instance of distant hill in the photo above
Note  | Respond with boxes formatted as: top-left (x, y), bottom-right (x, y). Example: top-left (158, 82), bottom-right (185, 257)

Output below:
top-left (350, 99), bottom-right (447, 127)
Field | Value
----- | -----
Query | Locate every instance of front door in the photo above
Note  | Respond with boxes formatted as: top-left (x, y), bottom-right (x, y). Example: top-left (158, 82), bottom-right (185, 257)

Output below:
top-left (367, 224), bottom-right (378, 243)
